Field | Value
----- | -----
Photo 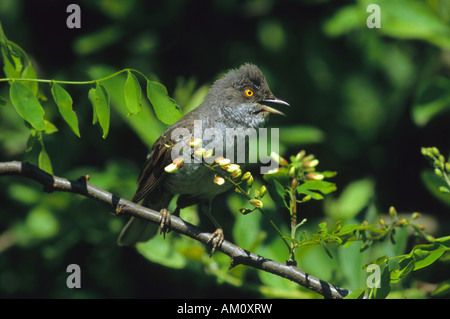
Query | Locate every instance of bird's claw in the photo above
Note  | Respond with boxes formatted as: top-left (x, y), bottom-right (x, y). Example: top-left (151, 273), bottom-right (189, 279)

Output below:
top-left (207, 228), bottom-right (224, 256)
top-left (159, 208), bottom-right (171, 237)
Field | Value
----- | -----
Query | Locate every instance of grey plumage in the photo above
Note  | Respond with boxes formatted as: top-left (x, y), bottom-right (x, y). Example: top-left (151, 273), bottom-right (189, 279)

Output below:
top-left (118, 63), bottom-right (288, 247)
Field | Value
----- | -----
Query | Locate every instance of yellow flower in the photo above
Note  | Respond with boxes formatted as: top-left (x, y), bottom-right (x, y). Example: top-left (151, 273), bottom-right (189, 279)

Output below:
top-left (214, 176), bottom-right (226, 186)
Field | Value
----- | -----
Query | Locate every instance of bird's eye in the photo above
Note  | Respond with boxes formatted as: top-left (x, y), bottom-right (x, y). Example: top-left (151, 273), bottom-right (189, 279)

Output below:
top-left (245, 89), bottom-right (254, 97)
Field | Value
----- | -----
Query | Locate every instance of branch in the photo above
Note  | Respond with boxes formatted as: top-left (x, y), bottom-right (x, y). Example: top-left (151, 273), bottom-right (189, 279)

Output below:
top-left (0, 161), bottom-right (350, 299)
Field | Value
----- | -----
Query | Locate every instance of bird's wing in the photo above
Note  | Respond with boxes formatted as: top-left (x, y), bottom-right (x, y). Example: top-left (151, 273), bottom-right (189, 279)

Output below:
top-left (132, 137), bottom-right (173, 203)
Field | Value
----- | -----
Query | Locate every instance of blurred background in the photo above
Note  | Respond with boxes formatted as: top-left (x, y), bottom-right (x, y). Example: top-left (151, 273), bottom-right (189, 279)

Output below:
top-left (0, 0), bottom-right (449, 298)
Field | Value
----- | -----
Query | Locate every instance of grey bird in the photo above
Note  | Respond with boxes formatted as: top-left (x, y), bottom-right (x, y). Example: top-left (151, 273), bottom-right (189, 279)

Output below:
top-left (118, 63), bottom-right (289, 253)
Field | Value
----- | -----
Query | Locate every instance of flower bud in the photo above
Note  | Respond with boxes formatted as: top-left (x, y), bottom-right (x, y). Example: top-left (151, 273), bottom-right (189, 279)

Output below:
top-left (203, 149), bottom-right (214, 159)
top-left (215, 157), bottom-right (231, 167)
top-left (164, 158), bottom-right (184, 173)
top-left (247, 175), bottom-right (254, 188)
top-left (188, 137), bottom-right (202, 148)
top-left (302, 195), bottom-right (311, 202)
top-left (260, 185), bottom-right (267, 197)
top-left (434, 168), bottom-right (443, 177)
top-left (225, 163), bottom-right (240, 173)
top-left (305, 159), bottom-right (319, 168)
top-left (432, 147), bottom-right (440, 157)
top-left (265, 167), bottom-right (279, 174)
top-left (250, 199), bottom-right (263, 209)
top-left (173, 158), bottom-right (184, 167)
top-left (214, 176), bottom-right (226, 186)
top-left (193, 147), bottom-right (206, 157)
top-left (306, 173), bottom-right (324, 180)
top-left (445, 162), bottom-right (450, 173)
top-left (434, 159), bottom-right (444, 170)
top-left (396, 218), bottom-right (407, 226)
top-left (421, 147), bottom-right (427, 156)
top-left (239, 208), bottom-right (252, 215)
top-left (164, 163), bottom-right (179, 173)
top-left (439, 186), bottom-right (450, 193)
top-left (242, 171), bottom-right (252, 180)
top-left (294, 150), bottom-right (305, 162)
top-left (411, 212), bottom-right (421, 220)
top-left (270, 152), bottom-right (288, 166)
top-left (288, 166), bottom-right (296, 178)
top-left (231, 168), bottom-right (242, 179)
top-left (389, 206), bottom-right (397, 218)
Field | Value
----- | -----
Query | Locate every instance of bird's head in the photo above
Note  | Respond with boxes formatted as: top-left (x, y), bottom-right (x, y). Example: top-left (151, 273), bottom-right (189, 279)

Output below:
top-left (209, 63), bottom-right (290, 127)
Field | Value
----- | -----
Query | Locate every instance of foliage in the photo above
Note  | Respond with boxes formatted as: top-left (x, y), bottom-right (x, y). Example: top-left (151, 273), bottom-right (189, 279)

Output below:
top-left (0, 0), bottom-right (449, 299)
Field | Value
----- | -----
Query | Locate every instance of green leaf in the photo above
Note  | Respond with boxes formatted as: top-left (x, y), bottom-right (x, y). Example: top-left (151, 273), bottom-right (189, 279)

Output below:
top-left (136, 235), bottom-right (187, 269)
top-left (0, 38), bottom-right (21, 78)
top-left (9, 81), bottom-right (46, 131)
top-left (412, 77), bottom-right (450, 126)
top-left (87, 65), bottom-right (165, 148)
top-left (21, 62), bottom-right (38, 96)
top-left (146, 80), bottom-right (182, 125)
top-left (51, 83), bottom-right (80, 137)
top-left (38, 147), bottom-right (53, 174)
top-left (325, 178), bottom-right (374, 221)
top-left (325, 1), bottom-right (450, 49)
top-left (373, 265), bottom-right (391, 299)
top-left (320, 171), bottom-right (337, 178)
top-left (73, 25), bottom-right (124, 56)
top-left (24, 206), bottom-right (59, 240)
top-left (364, 256), bottom-right (388, 269)
top-left (344, 288), bottom-right (367, 299)
top-left (431, 281), bottom-right (450, 297)
top-left (88, 88), bottom-right (98, 125)
top-left (377, 0), bottom-right (450, 49)
top-left (323, 5), bottom-right (363, 37)
top-left (89, 83), bottom-right (110, 138)
top-left (300, 180), bottom-right (337, 194)
top-left (297, 180), bottom-right (337, 200)
top-left (412, 243), bottom-right (447, 271)
top-left (435, 235), bottom-right (450, 245)
top-left (43, 120), bottom-right (58, 135)
top-left (297, 188), bottom-right (324, 200)
top-left (421, 170), bottom-right (450, 208)
top-left (124, 72), bottom-right (142, 115)
top-left (319, 239), bottom-right (333, 259)
top-left (391, 257), bottom-right (415, 283)
top-left (0, 95), bottom-right (7, 106)
top-left (279, 125), bottom-right (326, 146)
top-left (263, 166), bottom-right (289, 187)
top-left (266, 178), bottom-right (288, 208)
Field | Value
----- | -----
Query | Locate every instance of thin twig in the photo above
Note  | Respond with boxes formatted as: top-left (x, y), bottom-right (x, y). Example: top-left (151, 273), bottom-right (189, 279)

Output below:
top-left (0, 161), bottom-right (350, 299)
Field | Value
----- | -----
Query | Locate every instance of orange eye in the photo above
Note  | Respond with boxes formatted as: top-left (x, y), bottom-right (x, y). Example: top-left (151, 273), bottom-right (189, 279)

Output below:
top-left (245, 89), bottom-right (254, 97)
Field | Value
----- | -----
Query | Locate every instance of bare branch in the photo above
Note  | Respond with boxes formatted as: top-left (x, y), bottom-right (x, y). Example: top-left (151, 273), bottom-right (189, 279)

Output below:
top-left (0, 161), bottom-right (350, 299)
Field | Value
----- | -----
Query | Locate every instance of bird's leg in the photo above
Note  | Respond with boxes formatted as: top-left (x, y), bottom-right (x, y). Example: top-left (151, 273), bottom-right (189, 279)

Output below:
top-left (159, 206), bottom-right (180, 237)
top-left (207, 228), bottom-right (224, 256)
top-left (203, 202), bottom-right (224, 256)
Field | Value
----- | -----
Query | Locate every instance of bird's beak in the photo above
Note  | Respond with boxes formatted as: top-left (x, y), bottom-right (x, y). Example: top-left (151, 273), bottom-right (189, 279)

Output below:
top-left (259, 98), bottom-right (290, 117)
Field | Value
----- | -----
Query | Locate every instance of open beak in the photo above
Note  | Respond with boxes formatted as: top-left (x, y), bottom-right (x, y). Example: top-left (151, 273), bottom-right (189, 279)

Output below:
top-left (259, 98), bottom-right (290, 117)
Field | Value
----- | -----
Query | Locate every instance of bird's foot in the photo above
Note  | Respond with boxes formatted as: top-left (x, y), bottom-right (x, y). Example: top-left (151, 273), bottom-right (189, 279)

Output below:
top-left (159, 208), bottom-right (171, 237)
top-left (207, 228), bottom-right (224, 256)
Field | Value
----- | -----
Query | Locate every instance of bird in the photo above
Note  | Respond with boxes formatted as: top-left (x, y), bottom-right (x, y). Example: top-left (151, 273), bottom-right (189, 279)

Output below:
top-left (118, 63), bottom-right (289, 254)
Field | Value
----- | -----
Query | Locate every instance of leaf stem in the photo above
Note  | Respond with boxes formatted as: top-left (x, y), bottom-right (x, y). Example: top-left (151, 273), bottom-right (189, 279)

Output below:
top-left (0, 68), bottom-right (149, 86)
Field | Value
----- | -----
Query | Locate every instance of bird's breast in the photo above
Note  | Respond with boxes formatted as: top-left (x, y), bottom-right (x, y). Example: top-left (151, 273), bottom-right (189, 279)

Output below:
top-left (162, 162), bottom-right (233, 200)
